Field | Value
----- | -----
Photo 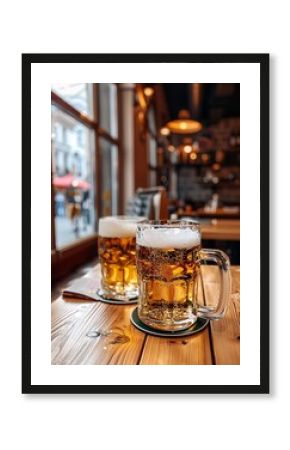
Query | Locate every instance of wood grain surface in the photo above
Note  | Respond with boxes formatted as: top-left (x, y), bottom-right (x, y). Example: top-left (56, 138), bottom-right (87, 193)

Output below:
top-left (203, 265), bottom-right (240, 365)
top-left (51, 264), bottom-right (240, 365)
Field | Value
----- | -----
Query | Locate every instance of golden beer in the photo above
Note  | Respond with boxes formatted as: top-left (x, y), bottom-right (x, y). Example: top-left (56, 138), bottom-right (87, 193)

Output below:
top-left (98, 216), bottom-right (143, 301)
top-left (136, 221), bottom-right (202, 330)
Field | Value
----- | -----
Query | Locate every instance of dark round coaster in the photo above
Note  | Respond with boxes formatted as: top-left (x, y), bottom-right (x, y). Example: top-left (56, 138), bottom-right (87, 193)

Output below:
top-left (96, 289), bottom-right (138, 305)
top-left (130, 307), bottom-right (209, 337)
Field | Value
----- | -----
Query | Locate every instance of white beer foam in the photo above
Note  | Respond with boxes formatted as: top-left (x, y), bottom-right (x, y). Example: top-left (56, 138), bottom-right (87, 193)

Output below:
top-left (137, 227), bottom-right (200, 249)
top-left (99, 217), bottom-right (139, 238)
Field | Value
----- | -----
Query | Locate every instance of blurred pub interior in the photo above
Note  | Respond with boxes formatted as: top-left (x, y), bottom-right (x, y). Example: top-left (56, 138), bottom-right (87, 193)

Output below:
top-left (51, 83), bottom-right (240, 282)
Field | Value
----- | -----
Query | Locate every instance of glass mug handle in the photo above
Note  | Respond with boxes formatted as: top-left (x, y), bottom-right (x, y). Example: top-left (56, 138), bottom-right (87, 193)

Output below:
top-left (197, 249), bottom-right (231, 320)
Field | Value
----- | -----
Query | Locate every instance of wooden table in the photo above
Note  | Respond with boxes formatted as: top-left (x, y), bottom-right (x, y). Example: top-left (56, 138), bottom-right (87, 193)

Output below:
top-left (200, 219), bottom-right (240, 241)
top-left (52, 265), bottom-right (240, 365)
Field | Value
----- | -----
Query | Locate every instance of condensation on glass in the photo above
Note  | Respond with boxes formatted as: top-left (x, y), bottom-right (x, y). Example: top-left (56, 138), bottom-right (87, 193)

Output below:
top-left (136, 220), bottom-right (231, 331)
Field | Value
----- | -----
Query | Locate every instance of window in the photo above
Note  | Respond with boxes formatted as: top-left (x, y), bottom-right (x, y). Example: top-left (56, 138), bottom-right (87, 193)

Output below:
top-left (51, 106), bottom-right (96, 248)
top-left (51, 83), bottom-right (120, 281)
top-left (76, 128), bottom-right (83, 147)
top-left (52, 83), bottom-right (93, 116)
top-left (99, 84), bottom-right (118, 138)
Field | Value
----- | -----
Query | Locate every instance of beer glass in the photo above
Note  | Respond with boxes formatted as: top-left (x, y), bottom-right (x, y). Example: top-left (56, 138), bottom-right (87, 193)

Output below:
top-left (98, 216), bottom-right (145, 301)
top-left (136, 220), bottom-right (231, 331)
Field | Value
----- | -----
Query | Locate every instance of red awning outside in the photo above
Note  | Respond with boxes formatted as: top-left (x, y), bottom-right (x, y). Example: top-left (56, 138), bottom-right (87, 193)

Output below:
top-left (53, 174), bottom-right (91, 190)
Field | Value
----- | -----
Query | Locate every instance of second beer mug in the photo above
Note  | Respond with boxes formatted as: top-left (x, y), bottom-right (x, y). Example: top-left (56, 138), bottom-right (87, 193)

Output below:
top-left (136, 220), bottom-right (231, 331)
top-left (98, 216), bottom-right (144, 301)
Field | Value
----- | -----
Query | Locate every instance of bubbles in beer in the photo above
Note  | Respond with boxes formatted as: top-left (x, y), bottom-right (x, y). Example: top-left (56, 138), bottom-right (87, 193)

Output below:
top-left (98, 216), bottom-right (143, 300)
top-left (136, 232), bottom-right (201, 331)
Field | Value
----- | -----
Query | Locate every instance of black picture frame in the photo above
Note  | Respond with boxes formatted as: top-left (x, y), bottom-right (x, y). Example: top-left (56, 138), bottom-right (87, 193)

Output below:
top-left (22, 53), bottom-right (269, 394)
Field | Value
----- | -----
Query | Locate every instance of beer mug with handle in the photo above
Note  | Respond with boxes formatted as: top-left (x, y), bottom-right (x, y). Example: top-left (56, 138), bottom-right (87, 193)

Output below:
top-left (136, 220), bottom-right (231, 331)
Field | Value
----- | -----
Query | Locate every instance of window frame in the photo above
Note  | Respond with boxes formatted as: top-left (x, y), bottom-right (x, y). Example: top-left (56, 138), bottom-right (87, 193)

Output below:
top-left (51, 85), bottom-right (120, 282)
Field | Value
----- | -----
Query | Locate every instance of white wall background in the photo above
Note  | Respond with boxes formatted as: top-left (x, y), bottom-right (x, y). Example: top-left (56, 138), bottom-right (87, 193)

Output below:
top-left (0, 1), bottom-right (287, 450)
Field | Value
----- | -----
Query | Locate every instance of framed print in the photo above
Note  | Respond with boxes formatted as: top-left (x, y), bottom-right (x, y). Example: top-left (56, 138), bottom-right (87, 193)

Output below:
top-left (22, 53), bottom-right (269, 394)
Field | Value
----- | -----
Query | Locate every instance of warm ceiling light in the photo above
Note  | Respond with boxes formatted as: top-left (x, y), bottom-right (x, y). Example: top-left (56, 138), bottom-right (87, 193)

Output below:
top-left (160, 127), bottom-right (170, 136)
top-left (167, 119), bottom-right (202, 134)
top-left (190, 152), bottom-right (197, 160)
top-left (144, 86), bottom-right (154, 97)
top-left (212, 163), bottom-right (221, 171)
top-left (184, 145), bottom-right (192, 153)
top-left (166, 109), bottom-right (202, 135)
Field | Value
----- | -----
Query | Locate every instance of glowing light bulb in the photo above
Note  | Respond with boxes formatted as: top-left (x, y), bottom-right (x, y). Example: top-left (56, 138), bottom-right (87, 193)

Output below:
top-left (160, 127), bottom-right (170, 136)
top-left (184, 145), bottom-right (192, 153)
top-left (144, 87), bottom-right (154, 97)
